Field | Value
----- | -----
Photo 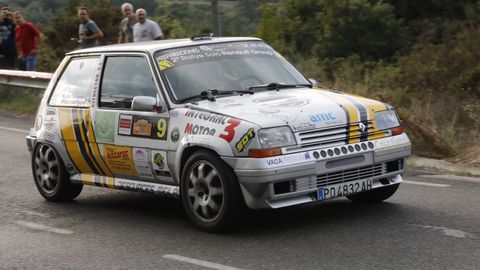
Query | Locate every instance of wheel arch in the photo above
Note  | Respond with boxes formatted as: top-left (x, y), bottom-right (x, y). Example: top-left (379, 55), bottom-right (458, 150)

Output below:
top-left (173, 136), bottom-right (234, 182)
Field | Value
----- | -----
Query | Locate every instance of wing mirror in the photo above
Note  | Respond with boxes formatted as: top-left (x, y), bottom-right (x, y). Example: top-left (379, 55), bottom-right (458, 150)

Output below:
top-left (308, 78), bottom-right (318, 87)
top-left (131, 96), bottom-right (165, 112)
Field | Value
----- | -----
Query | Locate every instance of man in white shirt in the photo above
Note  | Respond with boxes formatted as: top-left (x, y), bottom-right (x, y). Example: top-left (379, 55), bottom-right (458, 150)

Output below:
top-left (133, 8), bottom-right (164, 42)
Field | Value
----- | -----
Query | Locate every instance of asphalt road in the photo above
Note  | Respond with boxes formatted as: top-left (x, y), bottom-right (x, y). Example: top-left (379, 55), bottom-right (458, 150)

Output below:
top-left (0, 113), bottom-right (479, 270)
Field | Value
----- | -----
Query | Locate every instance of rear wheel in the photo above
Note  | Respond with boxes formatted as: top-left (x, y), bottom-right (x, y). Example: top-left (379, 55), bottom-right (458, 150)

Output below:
top-left (181, 150), bottom-right (242, 232)
top-left (32, 144), bottom-right (83, 202)
top-left (346, 183), bottom-right (400, 203)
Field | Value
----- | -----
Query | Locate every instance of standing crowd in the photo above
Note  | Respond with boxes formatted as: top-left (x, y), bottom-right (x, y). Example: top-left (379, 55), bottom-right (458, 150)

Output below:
top-left (0, 2), bottom-right (164, 71)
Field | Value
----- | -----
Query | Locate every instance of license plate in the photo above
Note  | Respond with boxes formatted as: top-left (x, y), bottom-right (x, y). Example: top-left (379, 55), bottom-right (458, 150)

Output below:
top-left (317, 179), bottom-right (372, 201)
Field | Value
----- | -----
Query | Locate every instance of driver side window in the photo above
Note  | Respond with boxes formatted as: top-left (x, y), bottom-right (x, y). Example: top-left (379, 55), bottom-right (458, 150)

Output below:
top-left (100, 56), bottom-right (158, 109)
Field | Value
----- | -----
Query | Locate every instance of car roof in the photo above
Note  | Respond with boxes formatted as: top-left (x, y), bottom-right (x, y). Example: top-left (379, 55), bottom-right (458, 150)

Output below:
top-left (67, 36), bottom-right (263, 55)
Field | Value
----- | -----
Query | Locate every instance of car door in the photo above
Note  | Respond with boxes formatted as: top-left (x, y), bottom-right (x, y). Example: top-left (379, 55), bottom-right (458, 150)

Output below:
top-left (92, 53), bottom-right (172, 183)
top-left (48, 56), bottom-right (114, 178)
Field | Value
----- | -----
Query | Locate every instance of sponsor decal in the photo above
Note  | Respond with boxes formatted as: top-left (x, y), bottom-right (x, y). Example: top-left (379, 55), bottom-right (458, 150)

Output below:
top-left (265, 152), bottom-right (312, 167)
top-left (258, 108), bottom-right (280, 114)
top-left (117, 179), bottom-right (155, 193)
top-left (133, 148), bottom-right (154, 179)
top-left (235, 128), bottom-right (255, 152)
top-left (39, 131), bottom-right (59, 143)
top-left (158, 60), bottom-right (174, 71)
top-left (184, 110), bottom-right (227, 125)
top-left (118, 114), bottom-right (132, 135)
top-left (184, 123), bottom-right (216, 136)
top-left (73, 174), bottom-right (179, 197)
top-left (266, 158), bottom-right (283, 166)
top-left (170, 127), bottom-right (180, 143)
top-left (253, 96), bottom-right (309, 108)
top-left (104, 145), bottom-right (137, 176)
top-left (156, 41), bottom-right (274, 65)
top-left (293, 122), bottom-right (316, 131)
top-left (90, 59), bottom-right (103, 108)
top-left (152, 150), bottom-right (172, 178)
top-left (118, 114), bottom-right (168, 140)
top-left (94, 111), bottom-right (115, 143)
top-left (44, 108), bottom-right (57, 130)
top-left (219, 118), bottom-right (240, 142)
top-left (309, 113), bottom-right (336, 123)
top-left (133, 119), bottom-right (152, 136)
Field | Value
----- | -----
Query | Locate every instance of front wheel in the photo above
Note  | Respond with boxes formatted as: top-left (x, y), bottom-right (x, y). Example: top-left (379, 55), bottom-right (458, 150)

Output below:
top-left (32, 144), bottom-right (83, 202)
top-left (346, 183), bottom-right (400, 203)
top-left (181, 150), bottom-right (242, 232)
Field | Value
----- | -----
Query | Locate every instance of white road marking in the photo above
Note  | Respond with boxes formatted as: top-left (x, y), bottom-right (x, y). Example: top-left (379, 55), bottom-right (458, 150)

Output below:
top-left (418, 174), bottom-right (480, 184)
top-left (403, 180), bottom-right (450, 188)
top-left (14, 220), bottom-right (73, 235)
top-left (163, 254), bottom-right (246, 270)
top-left (0, 126), bottom-right (29, 134)
top-left (414, 224), bottom-right (477, 239)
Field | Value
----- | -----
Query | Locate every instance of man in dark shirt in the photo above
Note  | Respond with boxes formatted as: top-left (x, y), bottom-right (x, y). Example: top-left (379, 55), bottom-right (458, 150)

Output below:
top-left (76, 7), bottom-right (103, 49)
top-left (0, 7), bottom-right (16, 69)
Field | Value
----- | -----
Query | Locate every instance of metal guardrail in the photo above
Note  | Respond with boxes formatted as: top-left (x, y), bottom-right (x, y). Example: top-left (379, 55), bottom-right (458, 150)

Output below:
top-left (0, 69), bottom-right (52, 89)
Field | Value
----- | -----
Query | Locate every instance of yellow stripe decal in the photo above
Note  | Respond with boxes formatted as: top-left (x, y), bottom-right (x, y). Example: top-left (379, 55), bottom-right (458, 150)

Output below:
top-left (59, 108), bottom-right (92, 173)
top-left (318, 90), bottom-right (361, 143)
top-left (76, 109), bottom-right (104, 175)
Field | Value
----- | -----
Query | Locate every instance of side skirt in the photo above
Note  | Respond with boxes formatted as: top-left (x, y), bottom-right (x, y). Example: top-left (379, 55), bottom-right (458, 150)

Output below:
top-left (71, 174), bottom-right (179, 198)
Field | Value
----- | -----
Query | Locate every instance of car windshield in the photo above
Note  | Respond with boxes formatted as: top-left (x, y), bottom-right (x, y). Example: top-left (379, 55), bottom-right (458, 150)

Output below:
top-left (154, 40), bottom-right (311, 102)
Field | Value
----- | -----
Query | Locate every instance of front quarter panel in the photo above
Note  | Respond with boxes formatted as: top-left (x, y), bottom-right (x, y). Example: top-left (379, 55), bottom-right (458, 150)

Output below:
top-left (169, 108), bottom-right (261, 180)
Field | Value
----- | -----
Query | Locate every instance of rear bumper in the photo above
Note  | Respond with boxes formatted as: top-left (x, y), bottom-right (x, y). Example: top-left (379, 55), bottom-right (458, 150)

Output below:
top-left (223, 133), bottom-right (411, 209)
top-left (26, 135), bottom-right (36, 154)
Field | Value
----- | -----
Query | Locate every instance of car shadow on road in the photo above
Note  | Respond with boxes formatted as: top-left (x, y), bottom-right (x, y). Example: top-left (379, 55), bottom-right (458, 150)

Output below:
top-left (40, 187), bottom-right (408, 236)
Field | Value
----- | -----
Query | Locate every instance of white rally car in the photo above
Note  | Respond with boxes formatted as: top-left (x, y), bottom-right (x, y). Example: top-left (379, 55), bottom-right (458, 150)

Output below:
top-left (26, 35), bottom-right (411, 232)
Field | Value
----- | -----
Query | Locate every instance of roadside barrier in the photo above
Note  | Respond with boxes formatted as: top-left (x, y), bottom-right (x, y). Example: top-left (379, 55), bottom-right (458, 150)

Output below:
top-left (0, 69), bottom-right (52, 89)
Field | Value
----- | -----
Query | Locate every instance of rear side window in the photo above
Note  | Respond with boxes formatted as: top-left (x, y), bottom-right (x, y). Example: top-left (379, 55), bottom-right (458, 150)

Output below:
top-left (49, 57), bottom-right (100, 107)
top-left (100, 56), bottom-right (158, 109)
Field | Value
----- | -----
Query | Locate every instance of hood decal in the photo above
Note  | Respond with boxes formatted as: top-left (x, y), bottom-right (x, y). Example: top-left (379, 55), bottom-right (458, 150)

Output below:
top-left (316, 90), bottom-right (387, 143)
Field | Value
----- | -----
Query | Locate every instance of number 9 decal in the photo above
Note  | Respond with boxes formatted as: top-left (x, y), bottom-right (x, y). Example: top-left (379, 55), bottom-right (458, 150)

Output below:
top-left (156, 118), bottom-right (167, 140)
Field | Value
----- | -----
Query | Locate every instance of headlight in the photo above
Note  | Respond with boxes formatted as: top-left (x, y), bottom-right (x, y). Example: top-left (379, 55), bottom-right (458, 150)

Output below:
top-left (258, 126), bottom-right (296, 148)
top-left (375, 110), bottom-right (400, 130)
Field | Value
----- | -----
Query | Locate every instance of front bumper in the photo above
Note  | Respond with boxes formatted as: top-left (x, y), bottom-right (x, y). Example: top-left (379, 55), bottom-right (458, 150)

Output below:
top-left (223, 133), bottom-right (411, 209)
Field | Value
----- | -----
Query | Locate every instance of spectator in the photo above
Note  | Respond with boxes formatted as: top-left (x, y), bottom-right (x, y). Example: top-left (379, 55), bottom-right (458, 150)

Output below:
top-left (133, 9), bottom-right (164, 42)
top-left (77, 7), bottom-right (103, 49)
top-left (0, 7), bottom-right (16, 69)
top-left (14, 11), bottom-right (43, 71)
top-left (118, 2), bottom-right (136, 43)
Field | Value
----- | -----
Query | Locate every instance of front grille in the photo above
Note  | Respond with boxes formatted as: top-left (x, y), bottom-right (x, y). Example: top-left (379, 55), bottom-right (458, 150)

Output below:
top-left (316, 163), bottom-right (383, 187)
top-left (292, 121), bottom-right (386, 151)
top-left (273, 159), bottom-right (404, 195)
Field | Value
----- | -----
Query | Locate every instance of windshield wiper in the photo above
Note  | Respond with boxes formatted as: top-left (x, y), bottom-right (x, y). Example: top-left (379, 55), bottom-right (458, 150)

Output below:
top-left (248, 82), bottom-right (312, 91)
top-left (178, 89), bottom-right (255, 103)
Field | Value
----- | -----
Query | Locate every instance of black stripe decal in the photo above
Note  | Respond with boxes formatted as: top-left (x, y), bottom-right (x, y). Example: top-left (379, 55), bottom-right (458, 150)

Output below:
top-left (343, 96), bottom-right (369, 141)
top-left (318, 92), bottom-right (350, 144)
top-left (72, 108), bottom-right (100, 175)
top-left (79, 110), bottom-right (106, 175)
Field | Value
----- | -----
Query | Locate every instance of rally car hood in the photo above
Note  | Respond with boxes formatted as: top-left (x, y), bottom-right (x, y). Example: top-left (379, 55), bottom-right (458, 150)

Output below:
top-left (186, 88), bottom-right (389, 132)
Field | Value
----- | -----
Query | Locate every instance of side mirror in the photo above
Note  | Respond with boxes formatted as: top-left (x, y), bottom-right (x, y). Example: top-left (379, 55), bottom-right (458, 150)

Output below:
top-left (131, 96), bottom-right (162, 112)
top-left (308, 78), bottom-right (318, 88)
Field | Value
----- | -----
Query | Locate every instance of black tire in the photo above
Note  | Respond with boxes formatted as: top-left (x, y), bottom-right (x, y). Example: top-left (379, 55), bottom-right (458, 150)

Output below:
top-left (346, 183), bottom-right (400, 203)
top-left (32, 144), bottom-right (83, 202)
top-left (181, 150), bottom-right (242, 233)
